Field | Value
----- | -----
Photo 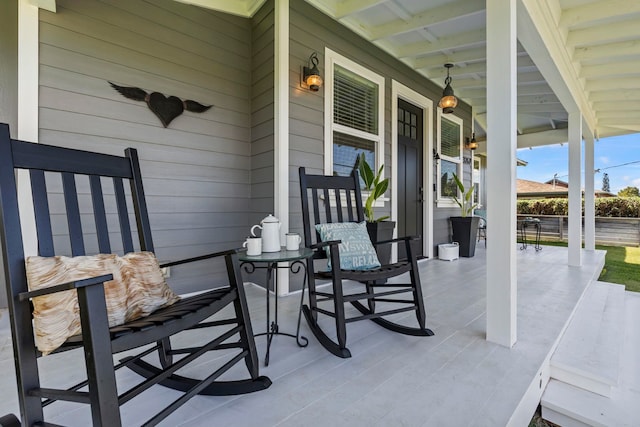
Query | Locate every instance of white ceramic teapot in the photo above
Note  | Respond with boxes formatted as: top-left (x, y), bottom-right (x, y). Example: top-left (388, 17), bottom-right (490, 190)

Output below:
top-left (250, 214), bottom-right (281, 252)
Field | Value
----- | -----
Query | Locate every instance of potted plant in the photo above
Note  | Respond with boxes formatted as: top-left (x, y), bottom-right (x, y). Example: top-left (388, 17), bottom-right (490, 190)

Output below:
top-left (450, 173), bottom-right (480, 257)
top-left (357, 153), bottom-right (394, 264)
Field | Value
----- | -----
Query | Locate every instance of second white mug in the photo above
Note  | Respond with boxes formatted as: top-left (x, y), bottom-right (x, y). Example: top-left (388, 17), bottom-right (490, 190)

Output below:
top-left (243, 237), bottom-right (262, 256)
top-left (286, 233), bottom-right (302, 251)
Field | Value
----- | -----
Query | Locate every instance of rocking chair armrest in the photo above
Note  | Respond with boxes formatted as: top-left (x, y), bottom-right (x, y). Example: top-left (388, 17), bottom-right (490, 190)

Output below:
top-left (159, 248), bottom-right (239, 268)
top-left (373, 235), bottom-right (420, 246)
top-left (18, 274), bottom-right (114, 301)
top-left (309, 240), bottom-right (341, 251)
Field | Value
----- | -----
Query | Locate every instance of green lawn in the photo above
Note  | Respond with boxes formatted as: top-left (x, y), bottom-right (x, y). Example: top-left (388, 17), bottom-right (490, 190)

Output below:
top-left (537, 241), bottom-right (640, 292)
top-left (597, 245), bottom-right (640, 293)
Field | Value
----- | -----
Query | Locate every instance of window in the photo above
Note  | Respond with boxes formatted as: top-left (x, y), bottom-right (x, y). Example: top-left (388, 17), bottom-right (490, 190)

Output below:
top-left (437, 112), bottom-right (463, 206)
top-left (325, 48), bottom-right (385, 178)
top-left (473, 157), bottom-right (482, 207)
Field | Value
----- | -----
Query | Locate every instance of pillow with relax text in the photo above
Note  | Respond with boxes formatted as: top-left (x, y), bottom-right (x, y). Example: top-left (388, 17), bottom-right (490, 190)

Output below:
top-left (315, 221), bottom-right (381, 270)
top-left (25, 251), bottom-right (179, 355)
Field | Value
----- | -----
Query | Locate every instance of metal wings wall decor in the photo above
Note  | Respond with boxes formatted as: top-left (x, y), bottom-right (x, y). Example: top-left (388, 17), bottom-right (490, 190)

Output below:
top-left (109, 82), bottom-right (212, 128)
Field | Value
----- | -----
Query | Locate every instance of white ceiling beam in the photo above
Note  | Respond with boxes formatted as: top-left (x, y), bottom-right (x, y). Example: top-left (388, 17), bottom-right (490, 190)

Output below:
top-left (589, 89), bottom-right (640, 102)
top-left (516, 128), bottom-right (568, 148)
top-left (454, 70), bottom-right (546, 89)
top-left (426, 56), bottom-right (538, 78)
top-left (414, 47), bottom-right (527, 69)
top-left (587, 78), bottom-right (640, 92)
top-left (466, 94), bottom-right (561, 105)
top-left (567, 20), bottom-right (640, 48)
top-left (426, 62), bottom-right (487, 78)
top-left (596, 110), bottom-right (640, 120)
top-left (397, 29), bottom-right (485, 58)
top-left (581, 60), bottom-right (640, 79)
top-left (518, 103), bottom-right (566, 113)
top-left (384, 1), bottom-right (411, 20)
top-left (559, 0), bottom-right (640, 30)
top-left (335, 0), bottom-right (385, 18)
top-left (598, 117), bottom-right (640, 127)
top-left (369, 0), bottom-right (484, 40)
top-left (415, 49), bottom-right (486, 69)
top-left (519, 111), bottom-right (568, 120)
top-left (593, 101), bottom-right (640, 112)
top-left (518, 93), bottom-right (561, 104)
top-left (458, 82), bottom-right (555, 99)
top-left (574, 40), bottom-right (640, 63)
top-left (28, 0), bottom-right (56, 12)
top-left (598, 124), bottom-right (640, 135)
top-left (173, 0), bottom-right (265, 16)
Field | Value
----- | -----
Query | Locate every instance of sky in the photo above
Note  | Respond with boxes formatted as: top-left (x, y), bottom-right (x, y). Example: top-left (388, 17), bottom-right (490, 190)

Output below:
top-left (516, 133), bottom-right (640, 195)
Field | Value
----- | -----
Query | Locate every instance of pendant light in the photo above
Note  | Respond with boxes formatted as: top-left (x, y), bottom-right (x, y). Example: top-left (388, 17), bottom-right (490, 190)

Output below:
top-left (438, 63), bottom-right (458, 114)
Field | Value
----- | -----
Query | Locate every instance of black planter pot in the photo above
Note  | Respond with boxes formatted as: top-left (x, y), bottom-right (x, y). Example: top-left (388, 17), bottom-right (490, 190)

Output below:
top-left (450, 216), bottom-right (480, 257)
top-left (366, 221), bottom-right (395, 265)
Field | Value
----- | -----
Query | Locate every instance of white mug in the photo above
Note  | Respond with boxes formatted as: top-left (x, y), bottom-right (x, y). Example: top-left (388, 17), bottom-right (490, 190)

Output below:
top-left (286, 233), bottom-right (301, 251)
top-left (243, 237), bottom-right (262, 256)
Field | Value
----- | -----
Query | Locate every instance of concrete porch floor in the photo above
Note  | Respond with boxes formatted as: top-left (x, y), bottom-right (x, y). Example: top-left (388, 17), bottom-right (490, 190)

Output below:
top-left (0, 245), bottom-right (606, 426)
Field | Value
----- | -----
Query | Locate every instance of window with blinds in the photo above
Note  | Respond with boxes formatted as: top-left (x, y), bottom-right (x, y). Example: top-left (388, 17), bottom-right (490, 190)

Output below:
top-left (326, 50), bottom-right (384, 178)
top-left (333, 65), bottom-right (378, 135)
top-left (437, 112), bottom-right (463, 204)
top-left (440, 116), bottom-right (460, 160)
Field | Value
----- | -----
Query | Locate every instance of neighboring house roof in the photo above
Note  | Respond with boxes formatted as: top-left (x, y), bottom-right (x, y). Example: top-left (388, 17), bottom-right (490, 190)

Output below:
top-left (517, 179), bottom-right (567, 198)
top-left (517, 179), bottom-right (616, 198)
top-left (544, 178), bottom-right (568, 188)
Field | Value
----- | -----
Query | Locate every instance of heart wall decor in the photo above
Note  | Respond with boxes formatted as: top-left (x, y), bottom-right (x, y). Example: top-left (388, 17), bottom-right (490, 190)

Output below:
top-left (109, 82), bottom-right (212, 128)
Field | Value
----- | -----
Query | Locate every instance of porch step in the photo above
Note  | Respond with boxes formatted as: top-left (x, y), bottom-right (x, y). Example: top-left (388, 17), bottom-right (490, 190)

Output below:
top-left (541, 290), bottom-right (640, 426)
top-left (549, 281), bottom-right (625, 398)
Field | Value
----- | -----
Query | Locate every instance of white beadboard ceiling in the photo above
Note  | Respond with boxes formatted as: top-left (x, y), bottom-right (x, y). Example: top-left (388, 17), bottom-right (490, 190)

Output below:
top-left (179, 0), bottom-right (640, 144)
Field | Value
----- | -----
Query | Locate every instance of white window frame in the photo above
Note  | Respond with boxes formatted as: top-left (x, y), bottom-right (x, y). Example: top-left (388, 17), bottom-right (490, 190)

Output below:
top-left (323, 48), bottom-right (385, 178)
top-left (473, 157), bottom-right (482, 209)
top-left (436, 111), bottom-right (463, 207)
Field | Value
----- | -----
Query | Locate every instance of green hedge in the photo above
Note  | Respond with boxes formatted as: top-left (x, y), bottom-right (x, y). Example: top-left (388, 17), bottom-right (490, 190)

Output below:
top-left (517, 197), bottom-right (640, 218)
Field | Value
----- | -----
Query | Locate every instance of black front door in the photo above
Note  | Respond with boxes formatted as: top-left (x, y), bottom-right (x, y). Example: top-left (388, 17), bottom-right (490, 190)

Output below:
top-left (397, 99), bottom-right (424, 259)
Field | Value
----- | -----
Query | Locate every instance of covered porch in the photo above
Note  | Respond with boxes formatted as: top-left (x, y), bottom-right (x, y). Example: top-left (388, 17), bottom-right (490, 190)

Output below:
top-left (0, 246), bottom-right (611, 425)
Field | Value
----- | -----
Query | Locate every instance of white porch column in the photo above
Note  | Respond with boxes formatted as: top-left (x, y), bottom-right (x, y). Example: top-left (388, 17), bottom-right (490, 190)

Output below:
top-left (584, 125), bottom-right (595, 251)
top-left (17, 0), bottom-right (40, 258)
top-left (486, 0), bottom-right (517, 347)
top-left (274, 0), bottom-right (289, 295)
top-left (568, 112), bottom-right (582, 266)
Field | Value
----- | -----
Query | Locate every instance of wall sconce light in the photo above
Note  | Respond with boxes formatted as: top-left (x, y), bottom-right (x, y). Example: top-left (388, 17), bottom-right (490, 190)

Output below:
top-left (302, 52), bottom-right (323, 92)
top-left (466, 133), bottom-right (478, 150)
top-left (438, 63), bottom-right (458, 114)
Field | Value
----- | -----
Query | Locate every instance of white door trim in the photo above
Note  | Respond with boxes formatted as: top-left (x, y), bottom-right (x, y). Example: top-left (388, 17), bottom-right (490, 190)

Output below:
top-left (391, 80), bottom-right (434, 260)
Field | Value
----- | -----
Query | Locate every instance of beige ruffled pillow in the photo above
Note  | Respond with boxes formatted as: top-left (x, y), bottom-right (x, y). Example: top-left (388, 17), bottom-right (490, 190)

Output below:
top-left (26, 252), bottom-right (180, 355)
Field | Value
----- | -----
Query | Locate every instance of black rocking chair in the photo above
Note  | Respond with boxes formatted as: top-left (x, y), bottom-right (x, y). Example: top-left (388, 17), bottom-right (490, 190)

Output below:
top-left (298, 167), bottom-right (433, 358)
top-left (0, 123), bottom-right (270, 427)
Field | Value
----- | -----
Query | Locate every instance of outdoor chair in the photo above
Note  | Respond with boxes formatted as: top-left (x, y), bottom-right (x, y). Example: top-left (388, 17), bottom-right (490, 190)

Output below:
top-left (298, 167), bottom-right (433, 358)
top-left (0, 124), bottom-right (270, 427)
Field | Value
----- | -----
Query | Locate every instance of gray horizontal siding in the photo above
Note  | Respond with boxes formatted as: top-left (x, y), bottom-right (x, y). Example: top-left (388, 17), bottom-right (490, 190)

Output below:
top-left (37, 0), bottom-right (253, 294)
